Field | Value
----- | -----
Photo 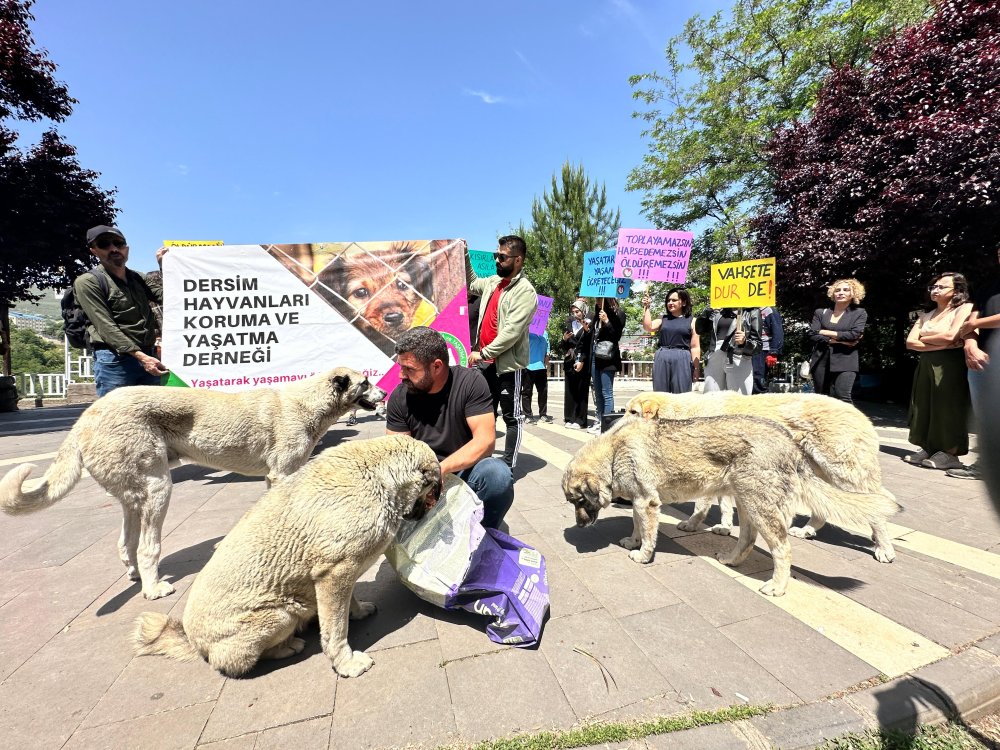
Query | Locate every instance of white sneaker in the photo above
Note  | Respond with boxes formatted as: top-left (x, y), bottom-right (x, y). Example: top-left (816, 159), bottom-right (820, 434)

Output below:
top-left (565, 422), bottom-right (581, 430)
top-left (586, 424), bottom-right (601, 434)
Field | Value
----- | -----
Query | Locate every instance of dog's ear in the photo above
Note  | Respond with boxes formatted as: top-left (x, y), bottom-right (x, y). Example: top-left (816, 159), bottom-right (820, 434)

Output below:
top-left (332, 373), bottom-right (352, 393)
top-left (642, 401), bottom-right (657, 420)
top-left (411, 256), bottom-right (434, 301)
top-left (323, 254), bottom-right (348, 296)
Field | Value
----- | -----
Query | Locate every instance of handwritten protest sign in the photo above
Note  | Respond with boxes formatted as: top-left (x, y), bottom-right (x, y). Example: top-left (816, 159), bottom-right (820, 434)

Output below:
top-left (162, 240), bottom-right (472, 394)
top-left (580, 250), bottom-right (632, 298)
top-left (614, 228), bottom-right (692, 283)
top-left (468, 249), bottom-right (496, 279)
top-left (709, 257), bottom-right (776, 308)
top-left (529, 295), bottom-right (553, 335)
top-left (163, 240), bottom-right (224, 246)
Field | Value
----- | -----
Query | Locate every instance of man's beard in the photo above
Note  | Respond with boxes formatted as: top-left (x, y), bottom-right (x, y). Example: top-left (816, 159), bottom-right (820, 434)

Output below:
top-left (106, 253), bottom-right (126, 268)
top-left (402, 373), bottom-right (434, 393)
top-left (496, 264), bottom-right (513, 278)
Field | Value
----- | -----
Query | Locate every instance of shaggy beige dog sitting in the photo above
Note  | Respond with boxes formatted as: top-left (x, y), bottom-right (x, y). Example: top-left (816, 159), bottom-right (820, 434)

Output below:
top-left (134, 435), bottom-right (440, 678)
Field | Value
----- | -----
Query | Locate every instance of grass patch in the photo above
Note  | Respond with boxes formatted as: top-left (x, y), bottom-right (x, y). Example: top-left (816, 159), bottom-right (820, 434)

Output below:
top-left (819, 722), bottom-right (994, 749)
top-left (450, 703), bottom-right (772, 750)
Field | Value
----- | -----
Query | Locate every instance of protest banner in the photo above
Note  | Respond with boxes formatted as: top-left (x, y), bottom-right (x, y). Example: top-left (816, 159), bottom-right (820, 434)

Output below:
top-left (468, 248), bottom-right (497, 279)
top-left (529, 295), bottom-right (553, 336)
top-left (709, 257), bottom-right (777, 307)
top-left (613, 228), bottom-right (692, 283)
top-left (161, 240), bottom-right (472, 393)
top-left (580, 249), bottom-right (632, 298)
top-left (163, 240), bottom-right (224, 247)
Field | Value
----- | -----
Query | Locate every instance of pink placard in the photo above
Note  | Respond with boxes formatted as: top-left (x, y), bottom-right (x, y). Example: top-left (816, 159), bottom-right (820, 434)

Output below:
top-left (614, 228), bottom-right (693, 283)
top-left (529, 295), bottom-right (553, 335)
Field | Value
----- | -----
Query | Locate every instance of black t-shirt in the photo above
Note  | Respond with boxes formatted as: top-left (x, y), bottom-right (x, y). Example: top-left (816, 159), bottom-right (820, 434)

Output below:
top-left (386, 366), bottom-right (493, 461)
top-left (973, 276), bottom-right (1000, 351)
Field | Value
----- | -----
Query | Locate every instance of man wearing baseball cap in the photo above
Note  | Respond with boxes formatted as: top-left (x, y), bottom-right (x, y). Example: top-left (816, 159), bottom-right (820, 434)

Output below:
top-left (75, 225), bottom-right (167, 396)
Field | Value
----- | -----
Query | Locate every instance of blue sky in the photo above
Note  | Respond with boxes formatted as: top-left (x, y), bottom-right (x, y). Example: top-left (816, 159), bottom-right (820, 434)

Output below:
top-left (22, 0), bottom-right (731, 272)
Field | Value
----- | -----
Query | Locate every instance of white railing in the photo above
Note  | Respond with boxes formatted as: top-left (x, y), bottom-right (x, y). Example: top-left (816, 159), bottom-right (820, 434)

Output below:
top-left (16, 372), bottom-right (67, 398)
top-left (13, 349), bottom-right (93, 401)
top-left (69, 354), bottom-right (93, 381)
top-left (548, 360), bottom-right (655, 381)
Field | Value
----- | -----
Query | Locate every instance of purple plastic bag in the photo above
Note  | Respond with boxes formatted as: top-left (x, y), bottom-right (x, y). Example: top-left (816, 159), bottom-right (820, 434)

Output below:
top-left (446, 528), bottom-right (550, 647)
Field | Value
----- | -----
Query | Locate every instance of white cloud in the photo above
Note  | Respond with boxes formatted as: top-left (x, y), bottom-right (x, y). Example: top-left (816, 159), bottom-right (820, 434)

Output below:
top-left (463, 88), bottom-right (506, 105)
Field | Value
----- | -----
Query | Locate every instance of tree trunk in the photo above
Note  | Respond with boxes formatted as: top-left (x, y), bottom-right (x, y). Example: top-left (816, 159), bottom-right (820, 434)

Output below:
top-left (1, 305), bottom-right (11, 377)
top-left (0, 305), bottom-right (18, 411)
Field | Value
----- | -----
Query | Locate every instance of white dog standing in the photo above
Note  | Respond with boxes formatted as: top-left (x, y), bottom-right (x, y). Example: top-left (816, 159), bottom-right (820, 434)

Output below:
top-left (0, 368), bottom-right (385, 600)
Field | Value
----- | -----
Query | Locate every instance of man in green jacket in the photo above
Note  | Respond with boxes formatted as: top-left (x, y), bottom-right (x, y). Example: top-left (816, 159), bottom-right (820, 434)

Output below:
top-left (466, 235), bottom-right (538, 469)
top-left (76, 225), bottom-right (167, 396)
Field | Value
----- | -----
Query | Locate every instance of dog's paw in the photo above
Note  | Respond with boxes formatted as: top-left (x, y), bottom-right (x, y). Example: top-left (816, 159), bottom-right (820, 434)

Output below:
top-left (788, 525), bottom-right (816, 539)
top-left (758, 580), bottom-right (786, 597)
top-left (262, 638), bottom-right (307, 660)
top-left (716, 551), bottom-right (739, 567)
top-left (710, 524), bottom-right (733, 536)
top-left (628, 548), bottom-right (653, 564)
top-left (350, 600), bottom-right (377, 620)
top-left (619, 536), bottom-right (641, 550)
top-left (874, 547), bottom-right (896, 564)
top-left (676, 520), bottom-right (698, 532)
top-left (142, 580), bottom-right (175, 600)
top-left (334, 650), bottom-right (374, 678)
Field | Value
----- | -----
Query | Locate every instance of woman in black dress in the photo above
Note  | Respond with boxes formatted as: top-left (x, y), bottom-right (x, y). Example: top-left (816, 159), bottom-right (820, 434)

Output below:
top-left (642, 288), bottom-right (700, 393)
top-left (559, 298), bottom-right (592, 429)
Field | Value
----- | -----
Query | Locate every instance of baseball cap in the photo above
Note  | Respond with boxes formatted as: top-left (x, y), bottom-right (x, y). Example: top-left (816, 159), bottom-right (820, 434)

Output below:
top-left (86, 225), bottom-right (126, 245)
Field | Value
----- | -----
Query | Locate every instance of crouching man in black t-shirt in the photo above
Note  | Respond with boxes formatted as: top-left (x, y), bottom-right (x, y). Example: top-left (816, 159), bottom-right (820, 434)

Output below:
top-left (386, 327), bottom-right (515, 528)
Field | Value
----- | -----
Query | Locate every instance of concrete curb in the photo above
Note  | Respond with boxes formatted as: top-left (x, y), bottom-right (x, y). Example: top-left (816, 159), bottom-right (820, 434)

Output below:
top-left (644, 639), bottom-right (1000, 749)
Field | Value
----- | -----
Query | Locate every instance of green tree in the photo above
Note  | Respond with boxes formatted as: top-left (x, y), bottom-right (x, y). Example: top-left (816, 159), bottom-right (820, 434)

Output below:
top-left (10, 326), bottom-right (63, 374)
top-left (627, 0), bottom-right (928, 261)
top-left (0, 0), bottom-right (117, 376)
top-left (526, 162), bottom-right (621, 343)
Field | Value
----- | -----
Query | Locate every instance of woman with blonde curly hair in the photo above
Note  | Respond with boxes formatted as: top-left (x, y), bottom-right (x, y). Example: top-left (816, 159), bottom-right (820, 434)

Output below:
top-left (807, 278), bottom-right (868, 403)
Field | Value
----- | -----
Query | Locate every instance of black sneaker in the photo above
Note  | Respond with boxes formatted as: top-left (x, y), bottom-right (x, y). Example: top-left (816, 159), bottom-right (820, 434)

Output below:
top-left (945, 463), bottom-right (981, 480)
top-left (542, 415), bottom-right (554, 423)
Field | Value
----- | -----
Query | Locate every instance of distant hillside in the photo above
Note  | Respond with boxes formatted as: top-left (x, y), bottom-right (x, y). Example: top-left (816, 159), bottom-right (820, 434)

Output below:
top-left (11, 287), bottom-right (65, 321)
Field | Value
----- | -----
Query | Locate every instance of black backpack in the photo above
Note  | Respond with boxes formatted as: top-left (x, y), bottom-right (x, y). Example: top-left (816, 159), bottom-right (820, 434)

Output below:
top-left (62, 268), bottom-right (110, 350)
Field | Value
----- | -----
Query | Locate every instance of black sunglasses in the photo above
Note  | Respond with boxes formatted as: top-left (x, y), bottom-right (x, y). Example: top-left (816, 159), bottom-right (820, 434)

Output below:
top-left (494, 252), bottom-right (520, 262)
top-left (94, 238), bottom-right (127, 250)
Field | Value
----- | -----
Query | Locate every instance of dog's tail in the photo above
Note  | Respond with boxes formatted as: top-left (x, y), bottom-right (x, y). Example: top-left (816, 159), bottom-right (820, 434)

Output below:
top-left (0, 430), bottom-right (84, 515)
top-left (801, 473), bottom-right (900, 528)
top-left (133, 613), bottom-right (199, 661)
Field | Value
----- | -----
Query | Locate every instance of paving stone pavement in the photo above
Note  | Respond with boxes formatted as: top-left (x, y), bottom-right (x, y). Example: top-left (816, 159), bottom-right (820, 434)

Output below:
top-left (1, 380), bottom-right (999, 750)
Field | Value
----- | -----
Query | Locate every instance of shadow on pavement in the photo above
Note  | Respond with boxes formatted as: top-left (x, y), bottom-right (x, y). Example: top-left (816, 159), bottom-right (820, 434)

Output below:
top-left (95, 536), bottom-right (223, 616)
top-left (563, 516), bottom-right (634, 553)
top-left (873, 676), bottom-right (999, 749)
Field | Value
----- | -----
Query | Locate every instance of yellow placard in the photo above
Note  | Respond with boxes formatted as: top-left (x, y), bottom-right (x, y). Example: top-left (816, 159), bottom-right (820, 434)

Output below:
top-left (163, 240), bottom-right (224, 247)
top-left (710, 257), bottom-right (776, 307)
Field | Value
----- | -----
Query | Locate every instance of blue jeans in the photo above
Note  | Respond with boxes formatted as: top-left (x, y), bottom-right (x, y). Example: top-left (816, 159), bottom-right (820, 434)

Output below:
top-left (457, 457), bottom-right (514, 529)
top-left (590, 363), bottom-right (616, 423)
top-left (94, 349), bottom-right (162, 397)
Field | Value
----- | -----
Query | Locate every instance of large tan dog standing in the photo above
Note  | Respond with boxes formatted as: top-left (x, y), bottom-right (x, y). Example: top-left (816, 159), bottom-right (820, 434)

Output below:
top-left (563, 416), bottom-right (898, 596)
top-left (0, 368), bottom-right (385, 600)
top-left (621, 390), bottom-right (898, 563)
top-left (134, 435), bottom-right (440, 678)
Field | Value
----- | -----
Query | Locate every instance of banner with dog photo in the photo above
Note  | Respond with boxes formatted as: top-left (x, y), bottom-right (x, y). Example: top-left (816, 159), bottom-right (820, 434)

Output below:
top-left (160, 240), bottom-right (472, 393)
